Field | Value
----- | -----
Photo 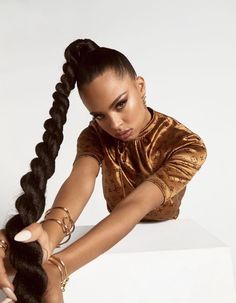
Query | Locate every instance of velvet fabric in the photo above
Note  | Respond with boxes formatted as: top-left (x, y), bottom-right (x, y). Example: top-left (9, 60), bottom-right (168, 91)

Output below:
top-left (73, 107), bottom-right (207, 221)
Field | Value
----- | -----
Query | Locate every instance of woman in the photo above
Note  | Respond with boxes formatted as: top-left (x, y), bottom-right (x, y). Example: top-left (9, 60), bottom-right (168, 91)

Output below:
top-left (0, 38), bottom-right (207, 303)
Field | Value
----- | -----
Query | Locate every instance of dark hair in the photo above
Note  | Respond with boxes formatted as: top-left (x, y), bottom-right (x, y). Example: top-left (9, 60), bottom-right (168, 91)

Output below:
top-left (4, 38), bottom-right (137, 302)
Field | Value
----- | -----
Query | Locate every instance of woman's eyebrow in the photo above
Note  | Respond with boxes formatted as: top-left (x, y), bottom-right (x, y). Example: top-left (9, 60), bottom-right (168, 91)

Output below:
top-left (90, 91), bottom-right (127, 115)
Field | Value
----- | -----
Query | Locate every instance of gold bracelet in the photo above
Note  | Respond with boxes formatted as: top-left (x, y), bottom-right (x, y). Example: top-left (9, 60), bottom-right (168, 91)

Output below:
top-left (41, 218), bottom-right (74, 246)
top-left (0, 239), bottom-right (8, 254)
top-left (45, 207), bottom-right (72, 219)
top-left (48, 255), bottom-right (69, 292)
top-left (40, 207), bottom-right (75, 247)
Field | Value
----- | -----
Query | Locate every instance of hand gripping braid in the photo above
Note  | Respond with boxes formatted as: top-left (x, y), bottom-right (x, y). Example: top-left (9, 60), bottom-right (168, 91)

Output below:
top-left (4, 46), bottom-right (79, 303)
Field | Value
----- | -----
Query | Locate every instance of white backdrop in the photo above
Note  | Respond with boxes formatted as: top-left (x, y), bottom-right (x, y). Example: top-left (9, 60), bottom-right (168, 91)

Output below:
top-left (0, 0), bottom-right (236, 289)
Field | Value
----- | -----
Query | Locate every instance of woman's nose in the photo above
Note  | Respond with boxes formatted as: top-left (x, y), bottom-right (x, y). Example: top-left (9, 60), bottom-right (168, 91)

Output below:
top-left (108, 115), bottom-right (123, 131)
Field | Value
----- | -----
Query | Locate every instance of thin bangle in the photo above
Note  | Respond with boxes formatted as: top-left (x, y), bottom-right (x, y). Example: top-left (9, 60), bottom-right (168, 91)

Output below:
top-left (45, 207), bottom-right (72, 220)
top-left (48, 255), bottom-right (69, 292)
top-left (41, 218), bottom-right (74, 246)
top-left (40, 206), bottom-right (75, 247)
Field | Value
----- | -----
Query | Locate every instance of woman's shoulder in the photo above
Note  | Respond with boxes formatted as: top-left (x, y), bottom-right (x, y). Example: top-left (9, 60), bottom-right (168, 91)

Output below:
top-left (152, 107), bottom-right (181, 124)
top-left (152, 107), bottom-right (194, 132)
top-left (150, 107), bottom-right (205, 146)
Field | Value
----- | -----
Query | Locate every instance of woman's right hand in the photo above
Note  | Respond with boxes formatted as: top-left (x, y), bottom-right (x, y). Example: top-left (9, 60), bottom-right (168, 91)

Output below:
top-left (0, 223), bottom-right (53, 302)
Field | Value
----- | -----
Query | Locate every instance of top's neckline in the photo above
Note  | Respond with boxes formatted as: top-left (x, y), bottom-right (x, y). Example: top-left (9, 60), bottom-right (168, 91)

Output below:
top-left (134, 106), bottom-right (157, 139)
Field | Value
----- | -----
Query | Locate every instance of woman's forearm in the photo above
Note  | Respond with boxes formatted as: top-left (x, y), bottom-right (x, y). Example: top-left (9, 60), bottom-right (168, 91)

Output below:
top-left (42, 177), bottom-right (95, 252)
top-left (55, 179), bottom-right (165, 276)
top-left (56, 201), bottom-right (145, 275)
top-left (41, 158), bottom-right (99, 252)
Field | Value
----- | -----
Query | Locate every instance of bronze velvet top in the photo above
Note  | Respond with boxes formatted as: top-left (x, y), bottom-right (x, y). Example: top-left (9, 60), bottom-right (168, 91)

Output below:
top-left (73, 107), bottom-right (207, 222)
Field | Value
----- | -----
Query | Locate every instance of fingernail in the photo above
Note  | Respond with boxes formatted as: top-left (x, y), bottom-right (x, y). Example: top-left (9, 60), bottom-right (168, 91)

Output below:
top-left (2, 288), bottom-right (17, 301)
top-left (1, 298), bottom-right (14, 303)
top-left (14, 230), bottom-right (32, 242)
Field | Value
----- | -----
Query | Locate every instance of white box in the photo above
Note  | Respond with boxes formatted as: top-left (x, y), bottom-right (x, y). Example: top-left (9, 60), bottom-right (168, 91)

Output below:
top-left (64, 218), bottom-right (236, 303)
top-left (1, 219), bottom-right (235, 302)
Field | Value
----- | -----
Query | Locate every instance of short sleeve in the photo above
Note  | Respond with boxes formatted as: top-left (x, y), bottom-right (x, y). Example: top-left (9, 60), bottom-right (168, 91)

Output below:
top-left (145, 124), bottom-right (207, 205)
top-left (73, 124), bottom-right (104, 166)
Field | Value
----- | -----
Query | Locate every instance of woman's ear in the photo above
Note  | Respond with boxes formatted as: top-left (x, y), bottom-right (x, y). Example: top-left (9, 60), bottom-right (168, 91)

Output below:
top-left (135, 75), bottom-right (146, 96)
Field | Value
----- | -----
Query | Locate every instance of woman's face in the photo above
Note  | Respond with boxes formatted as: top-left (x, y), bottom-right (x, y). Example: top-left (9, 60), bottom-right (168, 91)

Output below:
top-left (79, 69), bottom-right (151, 141)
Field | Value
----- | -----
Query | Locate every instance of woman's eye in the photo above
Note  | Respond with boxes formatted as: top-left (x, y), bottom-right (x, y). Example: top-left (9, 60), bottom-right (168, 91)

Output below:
top-left (116, 100), bottom-right (127, 110)
top-left (92, 100), bottom-right (127, 120)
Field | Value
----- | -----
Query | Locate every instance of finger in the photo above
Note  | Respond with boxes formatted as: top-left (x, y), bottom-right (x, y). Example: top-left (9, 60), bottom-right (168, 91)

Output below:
top-left (14, 223), bottom-right (50, 262)
top-left (0, 258), bottom-right (14, 289)
top-left (0, 259), bottom-right (17, 301)
top-left (14, 223), bottom-right (48, 246)
top-left (14, 223), bottom-right (42, 242)
top-left (1, 298), bottom-right (15, 303)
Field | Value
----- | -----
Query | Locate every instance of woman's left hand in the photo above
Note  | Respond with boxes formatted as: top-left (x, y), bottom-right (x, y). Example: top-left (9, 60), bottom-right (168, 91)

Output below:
top-left (14, 222), bottom-right (52, 263)
top-left (42, 260), bottom-right (64, 303)
top-left (1, 226), bottom-right (64, 303)
top-left (14, 222), bottom-right (61, 301)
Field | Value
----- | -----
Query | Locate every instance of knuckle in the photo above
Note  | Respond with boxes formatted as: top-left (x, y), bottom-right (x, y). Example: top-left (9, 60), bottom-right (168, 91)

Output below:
top-left (31, 222), bottom-right (42, 231)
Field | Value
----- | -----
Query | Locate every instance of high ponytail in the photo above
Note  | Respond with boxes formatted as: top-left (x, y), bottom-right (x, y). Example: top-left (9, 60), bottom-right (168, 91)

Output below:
top-left (4, 38), bottom-right (98, 303)
top-left (4, 37), bottom-right (136, 302)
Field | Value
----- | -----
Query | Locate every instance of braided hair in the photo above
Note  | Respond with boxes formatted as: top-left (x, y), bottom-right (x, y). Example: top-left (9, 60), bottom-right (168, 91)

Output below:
top-left (4, 38), bottom-right (137, 302)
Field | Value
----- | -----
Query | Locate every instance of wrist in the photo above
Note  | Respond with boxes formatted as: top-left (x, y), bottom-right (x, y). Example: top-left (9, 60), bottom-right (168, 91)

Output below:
top-left (55, 246), bottom-right (78, 277)
top-left (41, 220), bottom-right (62, 253)
top-left (40, 206), bottom-right (75, 252)
top-left (48, 253), bottom-right (70, 292)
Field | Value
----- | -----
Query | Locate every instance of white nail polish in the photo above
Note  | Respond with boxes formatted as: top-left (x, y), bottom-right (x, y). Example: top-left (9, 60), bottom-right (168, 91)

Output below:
top-left (2, 287), bottom-right (17, 301)
top-left (1, 298), bottom-right (13, 303)
top-left (14, 230), bottom-right (32, 242)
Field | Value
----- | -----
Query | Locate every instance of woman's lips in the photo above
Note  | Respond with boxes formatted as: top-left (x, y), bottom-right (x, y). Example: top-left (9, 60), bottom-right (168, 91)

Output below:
top-left (116, 129), bottom-right (133, 140)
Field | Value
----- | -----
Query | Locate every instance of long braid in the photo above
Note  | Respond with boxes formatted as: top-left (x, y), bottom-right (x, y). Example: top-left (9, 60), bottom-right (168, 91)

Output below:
top-left (4, 52), bottom-right (77, 303)
top-left (3, 37), bottom-right (130, 302)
